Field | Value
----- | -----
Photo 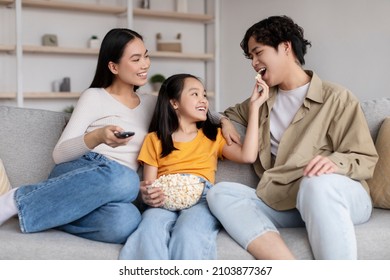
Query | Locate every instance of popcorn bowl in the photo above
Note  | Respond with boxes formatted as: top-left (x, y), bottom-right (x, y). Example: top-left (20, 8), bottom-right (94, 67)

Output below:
top-left (150, 174), bottom-right (205, 211)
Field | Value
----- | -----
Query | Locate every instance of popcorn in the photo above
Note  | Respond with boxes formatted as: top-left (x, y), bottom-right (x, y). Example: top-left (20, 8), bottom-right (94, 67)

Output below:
top-left (255, 67), bottom-right (266, 80)
top-left (150, 174), bottom-right (205, 211)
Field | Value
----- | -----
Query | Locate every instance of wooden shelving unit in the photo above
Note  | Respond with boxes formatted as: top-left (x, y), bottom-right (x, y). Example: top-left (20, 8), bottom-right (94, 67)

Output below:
top-left (0, 0), bottom-right (218, 109)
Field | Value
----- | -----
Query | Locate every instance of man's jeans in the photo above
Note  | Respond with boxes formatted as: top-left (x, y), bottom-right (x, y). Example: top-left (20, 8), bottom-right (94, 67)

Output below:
top-left (207, 174), bottom-right (372, 259)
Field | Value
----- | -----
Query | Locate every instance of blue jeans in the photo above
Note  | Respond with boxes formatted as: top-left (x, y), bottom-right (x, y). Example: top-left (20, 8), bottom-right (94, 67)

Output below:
top-left (119, 181), bottom-right (220, 259)
top-left (207, 174), bottom-right (372, 260)
top-left (14, 152), bottom-right (141, 244)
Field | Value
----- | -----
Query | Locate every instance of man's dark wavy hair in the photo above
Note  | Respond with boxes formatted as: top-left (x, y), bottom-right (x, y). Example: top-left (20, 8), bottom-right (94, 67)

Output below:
top-left (240, 15), bottom-right (311, 65)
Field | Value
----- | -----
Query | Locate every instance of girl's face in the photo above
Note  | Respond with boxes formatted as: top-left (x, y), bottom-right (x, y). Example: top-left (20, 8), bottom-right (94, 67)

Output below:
top-left (247, 36), bottom-right (290, 88)
top-left (110, 37), bottom-right (150, 87)
top-left (171, 77), bottom-right (209, 122)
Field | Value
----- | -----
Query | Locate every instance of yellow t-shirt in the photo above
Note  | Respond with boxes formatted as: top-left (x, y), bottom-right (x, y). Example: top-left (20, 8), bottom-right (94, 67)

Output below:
top-left (138, 128), bottom-right (226, 183)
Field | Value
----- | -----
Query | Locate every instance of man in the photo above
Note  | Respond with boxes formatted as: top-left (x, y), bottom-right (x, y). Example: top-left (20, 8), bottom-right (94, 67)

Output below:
top-left (209, 15), bottom-right (378, 259)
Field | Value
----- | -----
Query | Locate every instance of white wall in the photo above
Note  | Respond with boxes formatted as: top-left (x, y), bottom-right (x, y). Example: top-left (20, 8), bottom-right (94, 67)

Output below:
top-left (2, 0), bottom-right (389, 112)
top-left (218, 0), bottom-right (390, 110)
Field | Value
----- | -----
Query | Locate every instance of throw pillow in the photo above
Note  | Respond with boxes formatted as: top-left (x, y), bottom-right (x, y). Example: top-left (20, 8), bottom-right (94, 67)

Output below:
top-left (367, 118), bottom-right (390, 209)
top-left (0, 158), bottom-right (11, 196)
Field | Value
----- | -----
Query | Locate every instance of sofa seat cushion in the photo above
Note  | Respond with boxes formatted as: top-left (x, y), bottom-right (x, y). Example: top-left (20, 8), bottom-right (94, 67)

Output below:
top-left (0, 218), bottom-right (121, 259)
top-left (367, 118), bottom-right (390, 209)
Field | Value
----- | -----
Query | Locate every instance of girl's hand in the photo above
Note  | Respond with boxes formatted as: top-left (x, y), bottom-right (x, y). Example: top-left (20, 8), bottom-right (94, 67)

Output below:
top-left (221, 117), bottom-right (242, 145)
top-left (84, 125), bottom-right (132, 149)
top-left (140, 180), bottom-right (165, 208)
top-left (250, 74), bottom-right (270, 108)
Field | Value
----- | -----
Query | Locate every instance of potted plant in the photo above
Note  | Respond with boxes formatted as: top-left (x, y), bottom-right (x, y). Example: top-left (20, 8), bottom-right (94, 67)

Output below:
top-left (149, 73), bottom-right (166, 92)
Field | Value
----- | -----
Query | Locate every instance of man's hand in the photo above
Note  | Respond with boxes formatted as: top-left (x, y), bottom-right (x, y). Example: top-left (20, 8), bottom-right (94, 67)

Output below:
top-left (303, 155), bottom-right (338, 177)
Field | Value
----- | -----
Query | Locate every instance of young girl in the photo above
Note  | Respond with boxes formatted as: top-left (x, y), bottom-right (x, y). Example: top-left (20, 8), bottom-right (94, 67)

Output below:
top-left (119, 73), bottom-right (269, 259)
top-left (0, 28), bottom-right (156, 243)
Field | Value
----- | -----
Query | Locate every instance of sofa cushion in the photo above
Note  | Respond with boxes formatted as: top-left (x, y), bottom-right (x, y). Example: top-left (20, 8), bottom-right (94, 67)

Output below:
top-left (0, 106), bottom-right (70, 188)
top-left (361, 97), bottom-right (390, 141)
top-left (367, 118), bottom-right (390, 209)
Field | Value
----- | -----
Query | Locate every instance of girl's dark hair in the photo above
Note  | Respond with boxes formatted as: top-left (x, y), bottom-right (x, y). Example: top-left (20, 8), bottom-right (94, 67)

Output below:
top-left (89, 28), bottom-right (143, 91)
top-left (148, 73), bottom-right (218, 157)
top-left (240, 15), bottom-right (311, 65)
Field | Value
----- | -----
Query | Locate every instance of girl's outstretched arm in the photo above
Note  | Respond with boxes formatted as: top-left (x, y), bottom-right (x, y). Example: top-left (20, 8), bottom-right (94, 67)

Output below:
top-left (222, 76), bottom-right (269, 163)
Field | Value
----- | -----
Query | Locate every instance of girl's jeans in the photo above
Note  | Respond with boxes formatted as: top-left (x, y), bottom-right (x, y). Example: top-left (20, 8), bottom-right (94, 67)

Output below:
top-left (119, 180), bottom-right (220, 259)
top-left (14, 152), bottom-right (141, 244)
top-left (206, 174), bottom-right (372, 260)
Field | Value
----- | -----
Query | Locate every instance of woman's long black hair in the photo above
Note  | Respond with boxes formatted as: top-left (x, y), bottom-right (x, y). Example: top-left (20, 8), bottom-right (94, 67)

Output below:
top-left (89, 28), bottom-right (143, 91)
top-left (148, 74), bottom-right (218, 157)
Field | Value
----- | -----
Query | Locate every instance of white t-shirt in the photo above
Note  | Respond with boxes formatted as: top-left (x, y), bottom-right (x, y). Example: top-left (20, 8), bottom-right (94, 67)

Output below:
top-left (270, 83), bottom-right (309, 156)
top-left (52, 88), bottom-right (157, 171)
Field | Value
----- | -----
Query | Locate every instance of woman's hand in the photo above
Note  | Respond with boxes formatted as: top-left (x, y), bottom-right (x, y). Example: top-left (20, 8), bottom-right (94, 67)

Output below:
top-left (140, 180), bottom-right (165, 208)
top-left (84, 125), bottom-right (133, 149)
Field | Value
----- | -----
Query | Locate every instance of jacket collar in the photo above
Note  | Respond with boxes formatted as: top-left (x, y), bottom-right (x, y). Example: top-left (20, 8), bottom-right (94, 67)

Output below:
top-left (267, 70), bottom-right (324, 110)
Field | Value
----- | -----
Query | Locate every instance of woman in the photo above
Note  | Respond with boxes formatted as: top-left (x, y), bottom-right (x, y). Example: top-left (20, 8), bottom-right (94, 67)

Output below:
top-left (0, 28), bottom-right (156, 243)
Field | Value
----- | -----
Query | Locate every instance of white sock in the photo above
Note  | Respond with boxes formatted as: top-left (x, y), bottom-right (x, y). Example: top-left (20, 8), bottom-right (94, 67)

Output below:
top-left (0, 188), bottom-right (18, 226)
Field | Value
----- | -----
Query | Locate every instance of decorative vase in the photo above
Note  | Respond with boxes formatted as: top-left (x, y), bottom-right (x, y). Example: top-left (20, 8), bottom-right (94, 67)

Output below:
top-left (88, 38), bottom-right (100, 49)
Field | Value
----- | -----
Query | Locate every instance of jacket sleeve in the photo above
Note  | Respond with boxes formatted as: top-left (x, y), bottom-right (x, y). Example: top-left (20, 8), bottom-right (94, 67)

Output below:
top-left (224, 97), bottom-right (251, 126)
top-left (328, 98), bottom-right (378, 181)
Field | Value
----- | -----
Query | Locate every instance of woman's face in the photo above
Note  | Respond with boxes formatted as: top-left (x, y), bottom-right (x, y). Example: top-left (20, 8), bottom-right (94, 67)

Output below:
top-left (112, 37), bottom-right (151, 87)
top-left (247, 36), bottom-right (290, 88)
top-left (171, 77), bottom-right (209, 122)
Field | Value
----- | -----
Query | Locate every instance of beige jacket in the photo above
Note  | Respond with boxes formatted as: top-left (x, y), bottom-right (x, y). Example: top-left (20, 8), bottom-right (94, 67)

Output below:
top-left (225, 71), bottom-right (378, 210)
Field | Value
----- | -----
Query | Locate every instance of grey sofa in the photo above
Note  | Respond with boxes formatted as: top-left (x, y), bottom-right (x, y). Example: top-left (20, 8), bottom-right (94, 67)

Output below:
top-left (1, 98), bottom-right (390, 260)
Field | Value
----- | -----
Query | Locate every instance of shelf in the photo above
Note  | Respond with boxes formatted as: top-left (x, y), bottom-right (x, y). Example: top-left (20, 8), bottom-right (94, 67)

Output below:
top-left (0, 92), bottom-right (16, 99)
top-left (133, 8), bottom-right (213, 23)
top-left (0, 90), bottom-right (214, 100)
top-left (0, 45), bottom-right (213, 60)
top-left (1, 1), bottom-right (213, 20)
top-left (0, 44), bottom-right (14, 52)
top-left (21, 0), bottom-right (126, 14)
top-left (23, 45), bottom-right (99, 55)
top-left (148, 91), bottom-right (214, 97)
top-left (149, 51), bottom-right (214, 61)
top-left (0, 0), bottom-right (13, 6)
top-left (0, 92), bottom-right (81, 99)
